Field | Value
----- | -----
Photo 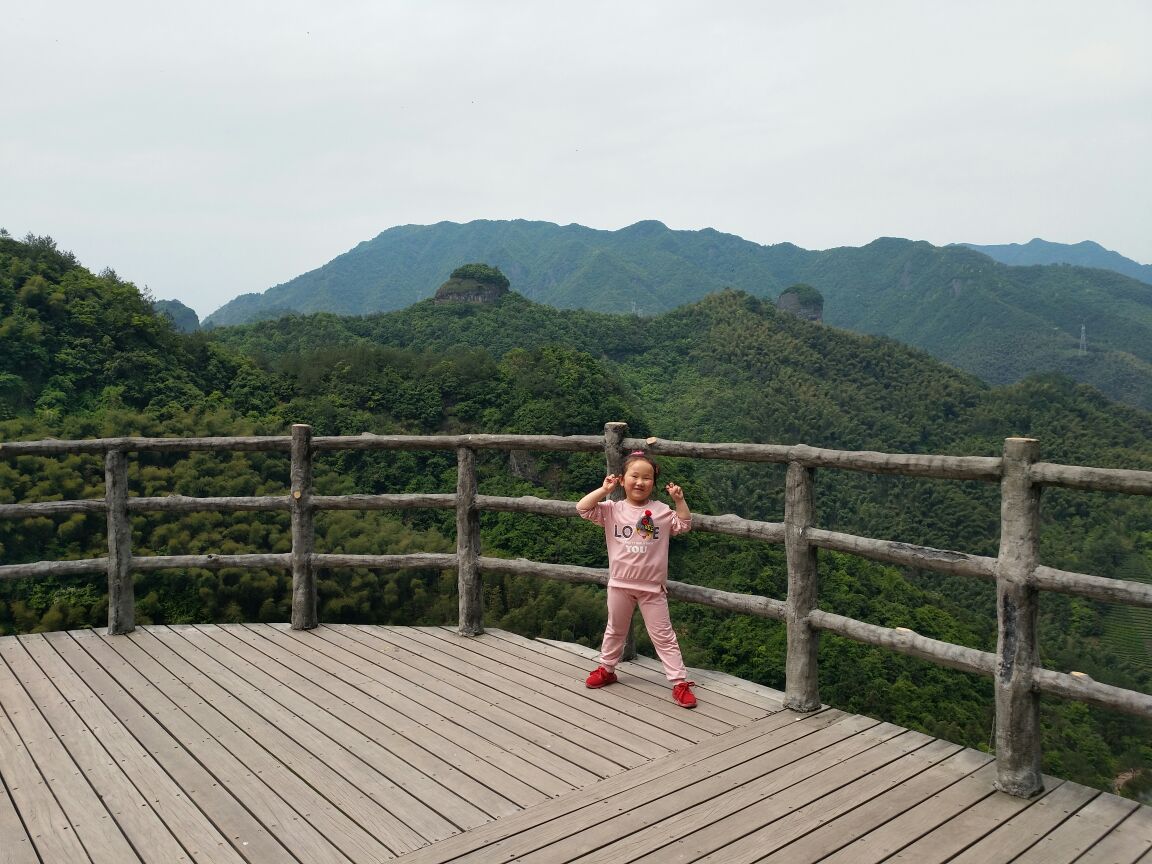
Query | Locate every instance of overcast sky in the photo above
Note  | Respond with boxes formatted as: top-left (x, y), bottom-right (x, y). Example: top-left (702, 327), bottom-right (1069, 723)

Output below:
top-left (4, 1), bottom-right (1150, 320)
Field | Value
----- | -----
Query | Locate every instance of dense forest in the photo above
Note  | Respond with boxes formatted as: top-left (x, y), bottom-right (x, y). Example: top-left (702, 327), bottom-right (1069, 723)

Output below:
top-left (201, 219), bottom-right (1152, 413)
top-left (1, 232), bottom-right (1150, 802)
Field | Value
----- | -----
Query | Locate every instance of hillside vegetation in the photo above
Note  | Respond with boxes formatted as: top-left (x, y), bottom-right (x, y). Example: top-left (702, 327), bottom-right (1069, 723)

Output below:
top-left (2, 234), bottom-right (1151, 800)
top-left (203, 220), bottom-right (1152, 412)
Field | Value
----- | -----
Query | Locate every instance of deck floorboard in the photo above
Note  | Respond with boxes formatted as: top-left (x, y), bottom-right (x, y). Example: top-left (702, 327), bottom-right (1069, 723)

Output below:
top-left (2, 625), bottom-right (1148, 864)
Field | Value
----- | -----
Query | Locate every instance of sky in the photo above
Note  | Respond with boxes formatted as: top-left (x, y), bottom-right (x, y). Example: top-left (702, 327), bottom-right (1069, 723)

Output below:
top-left (3, 0), bottom-right (1150, 320)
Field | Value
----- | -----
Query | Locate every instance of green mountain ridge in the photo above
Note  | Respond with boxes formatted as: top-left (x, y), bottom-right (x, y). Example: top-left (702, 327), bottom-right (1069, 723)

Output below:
top-left (203, 221), bottom-right (1152, 411)
top-left (959, 238), bottom-right (1152, 285)
top-left (3, 232), bottom-right (1151, 799)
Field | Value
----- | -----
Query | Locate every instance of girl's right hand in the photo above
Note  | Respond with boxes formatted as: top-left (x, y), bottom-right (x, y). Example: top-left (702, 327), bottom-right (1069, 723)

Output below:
top-left (603, 474), bottom-right (620, 492)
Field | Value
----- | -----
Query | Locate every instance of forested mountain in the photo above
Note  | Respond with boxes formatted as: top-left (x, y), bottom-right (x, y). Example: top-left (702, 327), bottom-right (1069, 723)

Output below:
top-left (203, 220), bottom-right (1152, 412)
top-left (801, 238), bottom-right (1152, 412)
top-left (2, 233), bottom-right (1151, 801)
top-left (959, 238), bottom-right (1152, 285)
top-left (153, 298), bottom-right (200, 333)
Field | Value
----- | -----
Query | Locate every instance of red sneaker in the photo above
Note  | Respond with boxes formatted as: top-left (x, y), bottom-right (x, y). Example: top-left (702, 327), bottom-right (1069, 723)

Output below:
top-left (672, 681), bottom-right (697, 708)
top-left (585, 666), bottom-right (618, 688)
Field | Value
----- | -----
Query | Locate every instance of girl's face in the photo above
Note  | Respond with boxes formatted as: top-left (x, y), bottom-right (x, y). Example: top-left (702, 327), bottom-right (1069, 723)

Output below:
top-left (621, 460), bottom-right (656, 504)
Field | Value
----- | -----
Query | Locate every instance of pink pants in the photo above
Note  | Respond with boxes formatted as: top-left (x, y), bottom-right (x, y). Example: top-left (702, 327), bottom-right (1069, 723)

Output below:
top-left (598, 586), bottom-right (688, 683)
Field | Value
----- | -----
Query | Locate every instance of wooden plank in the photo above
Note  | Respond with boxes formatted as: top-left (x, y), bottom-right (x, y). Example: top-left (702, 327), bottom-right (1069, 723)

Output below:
top-left (531, 632), bottom-right (786, 713)
top-left (38, 631), bottom-right (299, 864)
top-left (426, 629), bottom-right (739, 736)
top-left (681, 738), bottom-right (965, 864)
top-left (754, 746), bottom-right (994, 863)
top-left (464, 710), bottom-right (858, 864)
top-left (266, 623), bottom-right (576, 798)
top-left (936, 779), bottom-right (1099, 864)
top-left (0, 773), bottom-right (39, 864)
top-left (459, 715), bottom-right (898, 864)
top-left (1009, 791), bottom-right (1141, 864)
top-left (0, 646), bottom-right (140, 863)
top-left (392, 709), bottom-right (848, 864)
top-left (136, 626), bottom-right (456, 843)
top-left (94, 628), bottom-right (404, 860)
top-left (51, 629), bottom-right (356, 864)
top-left (15, 634), bottom-right (249, 864)
top-left (196, 624), bottom-right (526, 820)
top-left (456, 631), bottom-right (686, 760)
top-left (445, 628), bottom-right (728, 747)
top-left (382, 631), bottom-right (728, 746)
top-left (380, 625), bottom-right (716, 757)
top-left (9, 621), bottom-right (1144, 864)
top-left (342, 625), bottom-right (643, 775)
top-left (434, 629), bottom-right (696, 757)
top-left (595, 727), bottom-right (931, 864)
top-left (502, 631), bottom-right (774, 718)
top-left (818, 761), bottom-right (1004, 863)
top-left (242, 623), bottom-right (560, 805)
top-left (497, 629), bottom-right (773, 721)
top-left (2, 636), bottom-right (199, 864)
top-left (0, 687), bottom-right (93, 863)
top-left (618, 656), bottom-right (783, 716)
top-left (885, 777), bottom-right (1096, 863)
top-left (1074, 802), bottom-right (1152, 863)
top-left (153, 625), bottom-right (476, 836)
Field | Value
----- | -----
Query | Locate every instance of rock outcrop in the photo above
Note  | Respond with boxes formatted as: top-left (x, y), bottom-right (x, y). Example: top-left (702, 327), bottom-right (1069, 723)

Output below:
top-left (776, 283), bottom-right (824, 322)
top-left (434, 263), bottom-right (510, 304)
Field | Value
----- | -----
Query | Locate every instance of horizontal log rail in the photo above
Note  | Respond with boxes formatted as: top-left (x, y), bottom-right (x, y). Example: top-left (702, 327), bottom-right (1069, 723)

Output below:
top-left (1033, 564), bottom-right (1152, 607)
top-left (636, 437), bottom-right (1006, 481)
top-left (806, 528), bottom-right (997, 581)
top-left (1031, 461), bottom-right (1152, 494)
top-left (0, 436), bottom-right (296, 455)
top-left (808, 612), bottom-right (1152, 717)
top-left (2, 423), bottom-right (1152, 797)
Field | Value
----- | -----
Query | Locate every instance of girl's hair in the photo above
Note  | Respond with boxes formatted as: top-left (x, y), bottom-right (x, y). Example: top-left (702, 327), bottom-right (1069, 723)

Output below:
top-left (622, 450), bottom-right (660, 479)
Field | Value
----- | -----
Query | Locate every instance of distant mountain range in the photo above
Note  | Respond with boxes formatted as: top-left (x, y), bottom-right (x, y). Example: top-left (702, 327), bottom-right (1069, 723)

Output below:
top-left (959, 238), bottom-right (1152, 285)
top-left (200, 220), bottom-right (1152, 411)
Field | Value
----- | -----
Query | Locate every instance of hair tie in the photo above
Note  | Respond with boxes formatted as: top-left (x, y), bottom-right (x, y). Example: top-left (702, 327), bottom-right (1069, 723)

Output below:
top-left (628, 450), bottom-right (647, 456)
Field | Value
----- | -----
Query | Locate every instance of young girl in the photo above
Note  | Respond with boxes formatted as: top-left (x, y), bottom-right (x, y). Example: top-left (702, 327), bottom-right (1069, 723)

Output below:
top-left (576, 450), bottom-right (697, 708)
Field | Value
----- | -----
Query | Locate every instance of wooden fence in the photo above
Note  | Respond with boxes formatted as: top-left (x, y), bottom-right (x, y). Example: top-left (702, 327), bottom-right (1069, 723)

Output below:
top-left (2, 422), bottom-right (1151, 799)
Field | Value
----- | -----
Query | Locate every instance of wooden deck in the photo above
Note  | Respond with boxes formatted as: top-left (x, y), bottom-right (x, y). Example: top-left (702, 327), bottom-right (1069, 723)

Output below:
top-left (0, 625), bottom-right (1148, 863)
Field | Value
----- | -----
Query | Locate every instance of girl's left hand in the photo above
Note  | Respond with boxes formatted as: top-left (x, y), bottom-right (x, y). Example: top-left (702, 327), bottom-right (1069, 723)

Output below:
top-left (665, 482), bottom-right (684, 501)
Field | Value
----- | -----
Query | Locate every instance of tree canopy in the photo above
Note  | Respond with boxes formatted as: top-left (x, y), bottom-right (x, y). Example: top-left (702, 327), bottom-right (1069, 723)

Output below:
top-left (448, 262), bottom-right (510, 288)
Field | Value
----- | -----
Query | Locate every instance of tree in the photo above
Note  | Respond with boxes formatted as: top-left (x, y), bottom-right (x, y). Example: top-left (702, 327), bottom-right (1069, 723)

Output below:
top-left (448, 263), bottom-right (510, 289)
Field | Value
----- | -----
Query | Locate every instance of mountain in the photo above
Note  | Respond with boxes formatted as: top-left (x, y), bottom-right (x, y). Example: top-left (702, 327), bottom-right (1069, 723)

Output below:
top-left (153, 298), bottom-right (200, 333)
top-left (5, 229), bottom-right (1152, 797)
top-left (202, 219), bottom-right (803, 325)
top-left (958, 239), bottom-right (1152, 285)
top-left (204, 220), bottom-right (1152, 411)
top-left (800, 238), bottom-right (1152, 412)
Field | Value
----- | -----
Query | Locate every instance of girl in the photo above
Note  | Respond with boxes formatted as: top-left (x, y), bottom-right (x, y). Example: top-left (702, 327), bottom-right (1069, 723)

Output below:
top-left (576, 450), bottom-right (697, 708)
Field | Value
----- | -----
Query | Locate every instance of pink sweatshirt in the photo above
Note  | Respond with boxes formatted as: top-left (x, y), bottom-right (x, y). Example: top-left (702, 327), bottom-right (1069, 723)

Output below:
top-left (578, 498), bottom-right (692, 593)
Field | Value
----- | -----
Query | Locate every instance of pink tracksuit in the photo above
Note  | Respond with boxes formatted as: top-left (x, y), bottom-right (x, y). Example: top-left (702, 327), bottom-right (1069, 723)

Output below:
top-left (578, 498), bottom-right (692, 682)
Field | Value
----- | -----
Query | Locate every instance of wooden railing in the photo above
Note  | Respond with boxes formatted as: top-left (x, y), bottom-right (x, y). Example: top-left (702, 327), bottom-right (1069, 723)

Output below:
top-left (2, 422), bottom-right (1151, 798)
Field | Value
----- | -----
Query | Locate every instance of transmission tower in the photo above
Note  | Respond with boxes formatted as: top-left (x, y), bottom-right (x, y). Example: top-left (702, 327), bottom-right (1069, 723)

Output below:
top-left (1079, 323), bottom-right (1087, 357)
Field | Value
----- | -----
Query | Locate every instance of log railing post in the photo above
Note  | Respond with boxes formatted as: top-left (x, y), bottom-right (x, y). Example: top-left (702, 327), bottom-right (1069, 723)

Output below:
top-left (603, 422), bottom-right (629, 479)
top-left (603, 422), bottom-right (638, 660)
top-left (105, 448), bottom-right (134, 634)
top-left (457, 446), bottom-right (483, 635)
top-left (290, 423), bottom-right (317, 630)
top-left (784, 460), bottom-right (820, 711)
top-left (994, 436), bottom-right (1044, 797)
